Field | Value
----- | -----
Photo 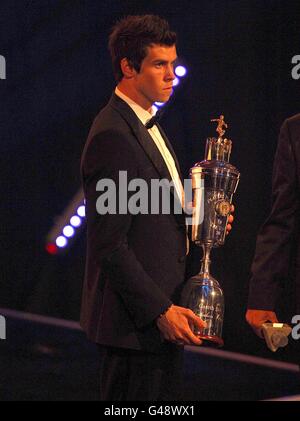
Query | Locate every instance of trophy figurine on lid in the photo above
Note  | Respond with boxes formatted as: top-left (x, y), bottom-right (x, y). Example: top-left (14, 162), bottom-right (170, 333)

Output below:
top-left (181, 115), bottom-right (240, 347)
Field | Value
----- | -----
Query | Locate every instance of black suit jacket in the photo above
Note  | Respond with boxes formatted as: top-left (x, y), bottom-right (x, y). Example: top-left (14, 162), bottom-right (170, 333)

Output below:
top-left (80, 93), bottom-right (187, 353)
top-left (248, 114), bottom-right (300, 313)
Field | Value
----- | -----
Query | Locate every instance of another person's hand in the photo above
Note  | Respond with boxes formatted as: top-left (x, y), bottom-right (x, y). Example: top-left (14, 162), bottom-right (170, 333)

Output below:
top-left (226, 204), bottom-right (235, 235)
top-left (156, 305), bottom-right (206, 346)
top-left (245, 309), bottom-right (279, 338)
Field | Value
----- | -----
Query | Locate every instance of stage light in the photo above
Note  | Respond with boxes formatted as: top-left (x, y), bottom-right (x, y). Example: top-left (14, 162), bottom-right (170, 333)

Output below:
top-left (77, 205), bottom-right (85, 217)
top-left (45, 243), bottom-right (58, 255)
top-left (173, 77), bottom-right (180, 87)
top-left (63, 225), bottom-right (75, 238)
top-left (175, 65), bottom-right (187, 77)
top-left (56, 236), bottom-right (68, 248)
top-left (154, 101), bottom-right (165, 107)
top-left (45, 188), bottom-right (86, 254)
top-left (70, 215), bottom-right (82, 227)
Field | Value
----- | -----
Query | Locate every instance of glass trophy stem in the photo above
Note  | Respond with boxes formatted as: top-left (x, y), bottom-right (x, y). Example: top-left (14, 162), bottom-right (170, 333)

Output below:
top-left (199, 244), bottom-right (212, 275)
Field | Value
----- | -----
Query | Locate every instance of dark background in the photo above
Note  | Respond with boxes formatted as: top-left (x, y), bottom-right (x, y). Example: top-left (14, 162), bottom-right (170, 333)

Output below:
top-left (1, 0), bottom-right (300, 361)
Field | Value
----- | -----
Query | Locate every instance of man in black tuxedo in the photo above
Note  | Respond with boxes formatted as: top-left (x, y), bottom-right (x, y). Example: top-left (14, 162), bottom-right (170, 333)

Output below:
top-left (81, 15), bottom-right (232, 400)
top-left (246, 114), bottom-right (300, 338)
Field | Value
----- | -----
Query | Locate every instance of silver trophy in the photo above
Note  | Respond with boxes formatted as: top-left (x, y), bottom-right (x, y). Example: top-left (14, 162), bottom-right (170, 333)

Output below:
top-left (182, 116), bottom-right (240, 347)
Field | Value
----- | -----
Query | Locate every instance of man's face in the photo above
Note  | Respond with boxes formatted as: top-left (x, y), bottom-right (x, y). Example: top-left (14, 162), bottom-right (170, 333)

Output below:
top-left (132, 44), bottom-right (177, 110)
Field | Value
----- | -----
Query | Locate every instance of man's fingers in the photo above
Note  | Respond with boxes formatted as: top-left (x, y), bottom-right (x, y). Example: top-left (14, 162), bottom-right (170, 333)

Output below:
top-left (180, 330), bottom-right (203, 346)
top-left (268, 315), bottom-right (279, 324)
top-left (226, 212), bottom-right (234, 235)
top-left (184, 309), bottom-right (207, 329)
top-left (186, 334), bottom-right (203, 346)
top-left (175, 309), bottom-right (205, 345)
top-left (227, 214), bottom-right (234, 224)
top-left (159, 306), bottom-right (206, 346)
top-left (163, 326), bottom-right (203, 346)
top-left (253, 327), bottom-right (264, 339)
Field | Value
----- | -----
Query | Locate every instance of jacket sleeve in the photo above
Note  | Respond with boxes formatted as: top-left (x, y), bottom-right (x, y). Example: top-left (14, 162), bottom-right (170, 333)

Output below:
top-left (248, 119), bottom-right (300, 310)
top-left (82, 130), bottom-right (172, 328)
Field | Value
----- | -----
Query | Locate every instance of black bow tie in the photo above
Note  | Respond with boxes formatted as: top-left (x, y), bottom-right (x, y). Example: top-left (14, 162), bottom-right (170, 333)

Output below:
top-left (145, 108), bottom-right (164, 129)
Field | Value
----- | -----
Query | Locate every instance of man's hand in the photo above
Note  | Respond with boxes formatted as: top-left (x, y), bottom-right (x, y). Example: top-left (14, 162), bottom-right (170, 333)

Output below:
top-left (186, 203), bottom-right (234, 235)
top-left (226, 204), bottom-right (234, 235)
top-left (156, 305), bottom-right (206, 346)
top-left (245, 309), bottom-right (279, 338)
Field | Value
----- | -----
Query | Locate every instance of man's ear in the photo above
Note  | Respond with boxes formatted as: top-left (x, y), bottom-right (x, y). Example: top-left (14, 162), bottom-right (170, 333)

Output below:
top-left (120, 58), bottom-right (136, 79)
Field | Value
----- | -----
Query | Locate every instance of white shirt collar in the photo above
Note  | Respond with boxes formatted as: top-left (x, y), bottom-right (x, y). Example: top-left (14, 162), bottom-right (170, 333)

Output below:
top-left (115, 87), bottom-right (154, 126)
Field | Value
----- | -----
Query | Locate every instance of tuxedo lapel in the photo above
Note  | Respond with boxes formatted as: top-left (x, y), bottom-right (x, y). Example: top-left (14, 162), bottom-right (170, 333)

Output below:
top-left (109, 93), bottom-right (186, 226)
top-left (109, 94), bottom-right (173, 183)
top-left (156, 122), bottom-right (183, 183)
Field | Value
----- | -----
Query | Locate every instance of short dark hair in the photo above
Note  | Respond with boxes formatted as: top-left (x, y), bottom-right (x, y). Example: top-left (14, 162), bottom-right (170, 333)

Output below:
top-left (108, 15), bottom-right (177, 82)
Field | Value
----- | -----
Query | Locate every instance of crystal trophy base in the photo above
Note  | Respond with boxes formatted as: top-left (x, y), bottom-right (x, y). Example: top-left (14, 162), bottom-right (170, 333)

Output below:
top-left (181, 248), bottom-right (224, 348)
